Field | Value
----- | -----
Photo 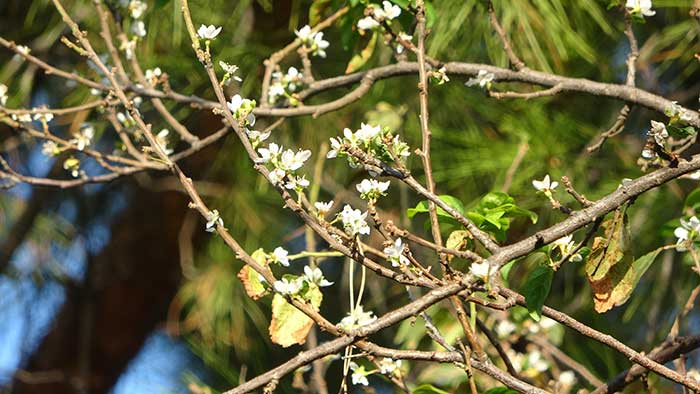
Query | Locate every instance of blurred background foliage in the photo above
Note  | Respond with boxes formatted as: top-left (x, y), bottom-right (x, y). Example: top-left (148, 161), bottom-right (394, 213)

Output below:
top-left (1, 0), bottom-right (700, 393)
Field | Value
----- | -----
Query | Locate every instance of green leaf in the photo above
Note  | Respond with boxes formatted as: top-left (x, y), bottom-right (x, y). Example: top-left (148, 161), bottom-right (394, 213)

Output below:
top-left (521, 265), bottom-right (554, 321)
top-left (407, 195), bottom-right (465, 219)
top-left (668, 125), bottom-right (696, 138)
top-left (412, 384), bottom-right (451, 394)
top-left (685, 189), bottom-right (700, 210)
top-left (345, 31), bottom-right (377, 73)
top-left (269, 286), bottom-right (322, 347)
top-left (501, 260), bottom-right (516, 281)
top-left (484, 388), bottom-right (519, 394)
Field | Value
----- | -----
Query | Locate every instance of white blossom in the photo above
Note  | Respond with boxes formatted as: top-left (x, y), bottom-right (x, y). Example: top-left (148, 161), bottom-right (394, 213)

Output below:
top-left (552, 234), bottom-right (581, 262)
top-left (268, 83), bottom-right (286, 103)
top-left (469, 261), bottom-right (491, 281)
top-left (131, 20), bottom-right (146, 37)
top-left (383, 238), bottom-right (409, 267)
top-left (295, 25), bottom-right (313, 41)
top-left (303, 266), bottom-right (333, 287)
top-left (375, 1), bottom-right (401, 20)
top-left (466, 70), bottom-right (495, 88)
top-left (129, 0), bottom-right (148, 19)
top-left (648, 120), bottom-right (668, 146)
top-left (12, 113), bottom-right (31, 122)
top-left (357, 16), bottom-right (380, 31)
top-left (273, 277), bottom-right (303, 295)
top-left (144, 67), bottom-right (161, 85)
top-left (70, 124), bottom-right (95, 151)
top-left (0, 84), bottom-right (7, 106)
top-left (339, 305), bottom-right (377, 331)
top-left (495, 319), bottom-right (516, 338)
top-left (268, 168), bottom-right (286, 185)
top-left (356, 178), bottom-right (390, 199)
top-left (558, 370), bottom-right (577, 389)
top-left (16, 45), bottom-right (30, 56)
top-left (279, 148), bottom-right (312, 171)
top-left (120, 38), bottom-right (136, 59)
top-left (349, 362), bottom-right (370, 386)
top-left (378, 358), bottom-right (402, 376)
top-left (155, 129), bottom-right (173, 155)
top-left (205, 209), bottom-right (224, 232)
top-left (338, 204), bottom-right (370, 236)
top-left (42, 141), bottom-right (60, 156)
top-left (626, 0), bottom-right (655, 17)
top-left (355, 122), bottom-right (381, 142)
top-left (245, 128), bottom-right (271, 147)
top-left (675, 216), bottom-right (700, 251)
top-left (527, 350), bottom-right (549, 372)
top-left (311, 32), bottom-right (330, 57)
top-left (396, 33), bottom-right (412, 54)
top-left (285, 175), bottom-right (310, 190)
top-left (197, 24), bottom-right (222, 40)
top-left (33, 112), bottom-right (54, 123)
top-left (272, 246), bottom-right (290, 266)
top-left (532, 174), bottom-right (558, 193)
top-left (219, 61), bottom-right (242, 82)
top-left (314, 200), bottom-right (334, 217)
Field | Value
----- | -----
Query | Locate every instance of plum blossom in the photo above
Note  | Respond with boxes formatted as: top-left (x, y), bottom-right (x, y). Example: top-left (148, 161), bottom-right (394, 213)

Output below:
top-left (273, 277), bottom-right (303, 295)
top-left (552, 234), bottom-right (582, 262)
top-left (144, 67), bottom-right (161, 85)
top-left (268, 168), bottom-right (286, 185)
top-left (42, 141), bottom-right (60, 157)
top-left (355, 123), bottom-right (381, 143)
top-left (70, 124), bottom-right (95, 151)
top-left (285, 175), bottom-right (310, 191)
top-left (63, 156), bottom-right (81, 178)
top-left (129, 0), bottom-right (147, 19)
top-left (357, 17), bottom-right (380, 31)
top-left (33, 112), bottom-right (54, 123)
top-left (558, 370), bottom-right (577, 390)
top-left (12, 113), bottom-right (31, 122)
top-left (469, 261), bottom-right (491, 281)
top-left (378, 358), bottom-right (402, 376)
top-left (303, 266), bottom-right (333, 287)
top-left (272, 246), bottom-right (290, 266)
top-left (339, 305), bottom-right (377, 331)
top-left (295, 25), bottom-right (330, 58)
top-left (674, 216), bottom-right (700, 251)
top-left (314, 200), bottom-right (334, 217)
top-left (205, 209), bottom-right (224, 232)
top-left (349, 362), bottom-right (370, 386)
top-left (155, 129), bottom-right (173, 155)
top-left (279, 148), bottom-right (312, 172)
top-left (338, 205), bottom-right (370, 236)
top-left (131, 20), bottom-right (146, 37)
top-left (356, 178), bottom-right (390, 200)
top-left (466, 70), bottom-right (495, 89)
top-left (219, 61), bottom-right (242, 84)
top-left (197, 24), bottom-right (222, 40)
top-left (532, 174), bottom-right (558, 193)
top-left (626, 0), bottom-right (655, 17)
top-left (495, 319), bottom-right (516, 338)
top-left (383, 238), bottom-right (409, 267)
top-left (376, 1), bottom-right (401, 20)
top-left (245, 128), bottom-right (270, 148)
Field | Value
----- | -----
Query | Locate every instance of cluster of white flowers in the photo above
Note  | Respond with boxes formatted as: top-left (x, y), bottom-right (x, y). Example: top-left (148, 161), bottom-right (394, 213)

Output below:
top-left (42, 141), bottom-right (61, 157)
top-left (675, 216), bottom-right (700, 251)
top-left (144, 67), bottom-right (161, 86)
top-left (197, 24), bottom-right (222, 40)
top-left (383, 238), bottom-right (409, 267)
top-left (356, 178), bottom-right (390, 200)
top-left (11, 113), bottom-right (32, 123)
top-left (326, 123), bottom-right (410, 172)
top-left (69, 124), bottom-right (95, 151)
top-left (377, 358), bottom-right (402, 376)
top-left (466, 70), bottom-right (495, 89)
top-left (314, 200), bottom-right (334, 218)
top-left (272, 265), bottom-right (332, 296)
top-left (219, 61), bottom-right (243, 86)
top-left (338, 204), bottom-right (370, 236)
top-left (0, 84), bottom-right (7, 106)
top-left (227, 94), bottom-right (257, 126)
top-left (357, 1), bottom-right (402, 31)
top-left (507, 348), bottom-right (549, 377)
top-left (205, 209), bottom-right (224, 232)
top-left (268, 67), bottom-right (305, 105)
top-left (120, 0), bottom-right (148, 38)
top-left (469, 261), bottom-right (492, 282)
top-left (551, 234), bottom-right (582, 263)
top-left (625, 0), bottom-right (655, 17)
top-left (294, 25), bottom-right (330, 58)
top-left (257, 142), bottom-right (312, 190)
top-left (338, 305), bottom-right (377, 331)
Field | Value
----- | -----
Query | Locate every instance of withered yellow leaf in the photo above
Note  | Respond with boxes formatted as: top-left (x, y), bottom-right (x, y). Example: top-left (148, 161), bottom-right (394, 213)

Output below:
top-left (269, 286), bottom-right (323, 347)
